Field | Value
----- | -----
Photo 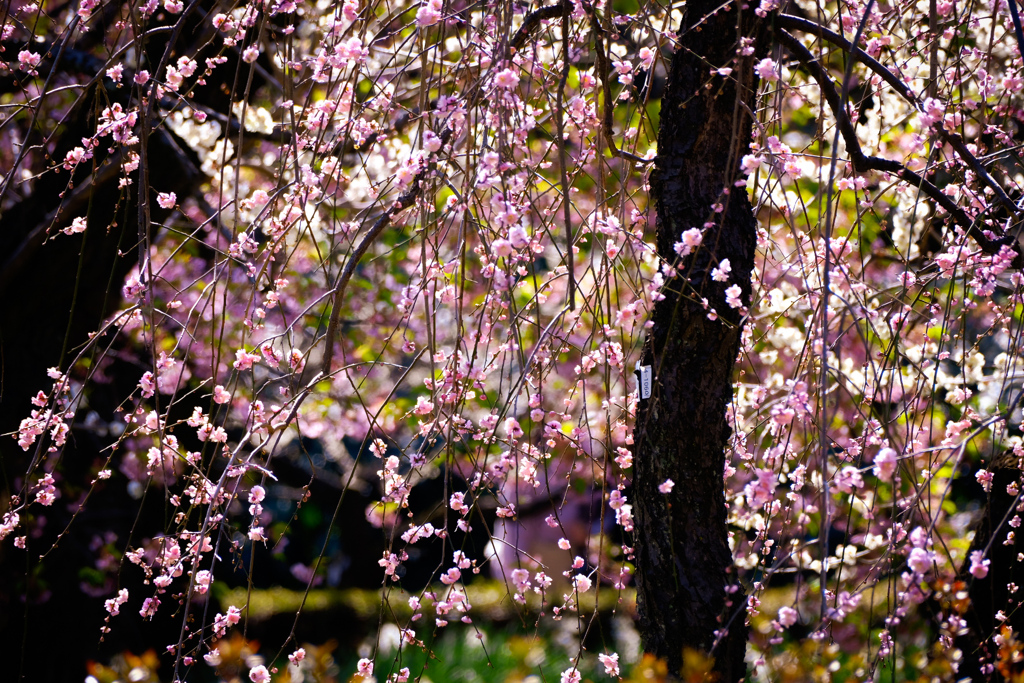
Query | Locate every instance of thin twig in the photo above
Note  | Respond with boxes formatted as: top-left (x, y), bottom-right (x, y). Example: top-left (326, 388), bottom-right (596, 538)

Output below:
top-left (587, 10), bottom-right (653, 164)
top-left (555, 0), bottom-right (576, 310)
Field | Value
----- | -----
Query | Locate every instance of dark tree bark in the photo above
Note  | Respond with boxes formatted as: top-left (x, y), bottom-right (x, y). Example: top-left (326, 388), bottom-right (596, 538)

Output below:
top-left (954, 452), bottom-right (1024, 682)
top-left (632, 2), bottom-right (764, 680)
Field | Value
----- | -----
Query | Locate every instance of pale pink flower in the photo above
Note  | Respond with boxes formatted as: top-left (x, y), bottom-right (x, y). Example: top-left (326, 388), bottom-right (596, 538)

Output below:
top-left (504, 417), bottom-right (523, 438)
top-left (711, 258), bottom-right (732, 282)
top-left (18, 50), bottom-right (41, 70)
top-left (494, 68), bottom-right (519, 89)
top-left (598, 652), bottom-right (620, 677)
top-left (416, 0), bottom-right (442, 26)
top-left (907, 547), bottom-right (934, 575)
top-left (969, 550), bottom-right (990, 578)
top-left (194, 569), bottom-right (212, 594)
top-left (249, 665), bottom-right (270, 683)
top-left (725, 285), bottom-right (743, 309)
top-left (509, 224), bottom-right (530, 249)
top-left (62, 217), bottom-right (88, 235)
top-left (250, 485), bottom-right (266, 504)
top-left (492, 239), bottom-right (513, 258)
top-left (104, 588), bottom-right (129, 616)
top-left (755, 57), bottom-right (779, 82)
top-left (357, 658), bottom-right (374, 678)
top-left (560, 667), bottom-right (581, 683)
top-left (873, 447), bottom-right (898, 479)
top-left (777, 605), bottom-right (799, 627)
top-left (234, 348), bottom-right (259, 370)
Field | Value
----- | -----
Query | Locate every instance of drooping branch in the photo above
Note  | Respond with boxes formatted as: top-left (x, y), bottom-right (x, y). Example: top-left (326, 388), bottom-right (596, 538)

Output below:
top-left (777, 14), bottom-right (1022, 225)
top-left (586, 11), bottom-right (653, 165)
top-left (776, 28), bottom-right (1017, 260)
top-left (319, 1), bottom-right (576, 376)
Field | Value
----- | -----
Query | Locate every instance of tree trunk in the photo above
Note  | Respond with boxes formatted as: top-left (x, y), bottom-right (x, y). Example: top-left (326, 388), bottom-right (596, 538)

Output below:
top-left (954, 451), bottom-right (1024, 681)
top-left (632, 3), bottom-right (763, 680)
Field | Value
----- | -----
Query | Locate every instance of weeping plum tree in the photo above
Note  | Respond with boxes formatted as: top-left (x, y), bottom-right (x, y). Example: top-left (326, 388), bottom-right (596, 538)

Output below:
top-left (5, 0), bottom-right (1024, 681)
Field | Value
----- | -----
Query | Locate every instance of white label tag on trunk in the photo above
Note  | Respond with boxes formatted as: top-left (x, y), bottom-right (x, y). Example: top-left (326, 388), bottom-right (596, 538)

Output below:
top-left (635, 360), bottom-right (652, 400)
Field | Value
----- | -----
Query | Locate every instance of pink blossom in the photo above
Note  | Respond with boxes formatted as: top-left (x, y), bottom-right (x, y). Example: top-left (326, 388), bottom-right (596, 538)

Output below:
top-left (744, 468), bottom-right (777, 508)
top-left (725, 284), bottom-right (743, 309)
top-left (249, 665), bottom-right (270, 683)
top-left (504, 417), bottom-right (523, 438)
top-left (638, 47), bottom-right (655, 69)
top-left (907, 547), bottom-right (934, 575)
top-left (494, 68), bottom-right (519, 89)
top-left (156, 192), bottom-right (177, 209)
top-left (598, 652), bottom-right (620, 677)
top-left (755, 58), bottom-right (779, 82)
top-left (357, 658), bottom-right (374, 678)
top-left (711, 258), bottom-right (732, 282)
top-left (62, 217), bottom-right (88, 235)
top-left (139, 596), bottom-right (160, 619)
top-left (194, 569), bottom-right (212, 594)
top-left (213, 385), bottom-right (231, 404)
top-left (873, 447), bottom-right (898, 479)
top-left (105, 588), bottom-right (129, 616)
top-left (833, 466), bottom-right (864, 493)
top-left (969, 550), bottom-right (990, 578)
top-left (249, 485), bottom-right (266, 504)
top-left (63, 146), bottom-right (88, 170)
top-left (416, 0), bottom-right (442, 26)
top-left (658, 479), bottom-right (675, 494)
top-left (492, 239), bottom-right (513, 258)
top-left (560, 667), bottom-right (582, 683)
top-left (123, 275), bottom-right (144, 299)
top-left (777, 605), bottom-right (799, 627)
top-left (511, 568), bottom-right (531, 593)
top-left (509, 225), bottom-right (530, 249)
top-left (234, 348), bottom-right (260, 370)
top-left (0, 512), bottom-right (20, 541)
top-left (18, 50), bottom-right (41, 70)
